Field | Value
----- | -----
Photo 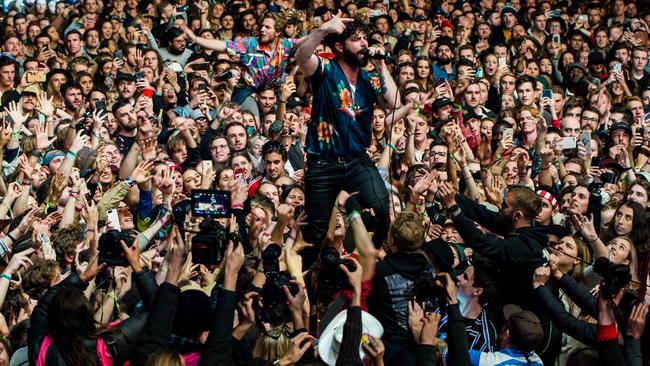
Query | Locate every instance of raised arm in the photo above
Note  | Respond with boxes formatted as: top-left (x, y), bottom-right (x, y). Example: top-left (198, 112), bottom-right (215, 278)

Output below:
top-left (295, 11), bottom-right (352, 77)
top-left (181, 24), bottom-right (227, 52)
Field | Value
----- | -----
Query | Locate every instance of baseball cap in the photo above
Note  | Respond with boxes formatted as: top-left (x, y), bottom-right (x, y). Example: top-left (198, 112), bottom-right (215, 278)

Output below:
top-left (433, 97), bottom-right (453, 110)
top-left (502, 304), bottom-right (544, 352)
top-left (115, 73), bottom-right (136, 84)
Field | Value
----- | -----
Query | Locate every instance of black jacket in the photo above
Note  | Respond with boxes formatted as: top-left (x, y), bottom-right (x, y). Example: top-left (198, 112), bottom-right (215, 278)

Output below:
top-left (28, 269), bottom-right (158, 366)
top-left (451, 194), bottom-right (558, 322)
top-left (368, 251), bottom-right (434, 345)
top-left (533, 285), bottom-right (596, 346)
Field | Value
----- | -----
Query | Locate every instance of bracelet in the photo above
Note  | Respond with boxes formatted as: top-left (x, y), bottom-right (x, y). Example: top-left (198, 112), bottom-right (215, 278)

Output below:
top-left (348, 210), bottom-right (361, 220)
top-left (387, 143), bottom-right (397, 151)
top-left (287, 235), bottom-right (296, 241)
top-left (231, 203), bottom-right (244, 210)
top-left (6, 233), bottom-right (15, 243)
top-left (67, 151), bottom-right (78, 159)
top-left (0, 203), bottom-right (12, 219)
top-left (587, 237), bottom-right (599, 244)
top-left (0, 273), bottom-right (11, 282)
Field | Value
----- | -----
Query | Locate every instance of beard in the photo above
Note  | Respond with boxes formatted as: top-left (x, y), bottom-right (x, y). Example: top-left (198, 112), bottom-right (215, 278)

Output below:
top-left (169, 45), bottom-right (185, 55)
top-left (495, 211), bottom-right (514, 232)
top-left (437, 56), bottom-right (452, 65)
top-left (342, 47), bottom-right (368, 68)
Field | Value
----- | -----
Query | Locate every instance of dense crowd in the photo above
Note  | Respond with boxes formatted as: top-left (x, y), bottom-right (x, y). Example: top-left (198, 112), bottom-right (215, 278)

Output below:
top-left (0, 0), bottom-right (647, 365)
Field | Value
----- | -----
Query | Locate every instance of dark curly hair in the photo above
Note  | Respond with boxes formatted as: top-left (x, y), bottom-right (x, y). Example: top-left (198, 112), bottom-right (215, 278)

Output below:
top-left (323, 19), bottom-right (368, 52)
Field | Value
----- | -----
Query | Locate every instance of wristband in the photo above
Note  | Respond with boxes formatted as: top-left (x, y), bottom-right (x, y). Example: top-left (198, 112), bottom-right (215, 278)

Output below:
top-left (597, 322), bottom-right (618, 342)
top-left (348, 210), bottom-right (361, 220)
top-left (387, 143), bottom-right (397, 151)
top-left (6, 233), bottom-right (15, 243)
top-left (232, 203), bottom-right (244, 210)
top-left (0, 273), bottom-right (11, 281)
top-left (67, 151), bottom-right (78, 159)
top-left (287, 235), bottom-right (296, 241)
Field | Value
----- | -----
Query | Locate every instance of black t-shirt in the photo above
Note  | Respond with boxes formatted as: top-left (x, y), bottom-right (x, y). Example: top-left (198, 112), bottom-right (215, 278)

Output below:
top-left (115, 133), bottom-right (136, 157)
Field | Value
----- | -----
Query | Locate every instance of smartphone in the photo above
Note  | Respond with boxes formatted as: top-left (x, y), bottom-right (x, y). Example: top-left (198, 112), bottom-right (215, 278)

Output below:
top-left (636, 127), bottom-right (644, 135)
top-left (557, 136), bottom-right (577, 150)
top-left (115, 49), bottom-right (123, 60)
top-left (217, 70), bottom-right (233, 82)
top-left (476, 67), bottom-right (483, 78)
top-left (542, 89), bottom-right (553, 101)
top-left (198, 83), bottom-right (209, 93)
top-left (191, 189), bottom-right (231, 218)
top-left (42, 42), bottom-right (48, 51)
top-left (580, 130), bottom-right (592, 155)
top-left (613, 63), bottom-right (622, 73)
top-left (498, 57), bottom-right (506, 67)
top-left (503, 127), bottom-right (514, 140)
top-left (578, 14), bottom-right (588, 23)
top-left (26, 71), bottom-right (46, 83)
top-left (134, 71), bottom-right (145, 81)
top-left (38, 113), bottom-right (45, 125)
top-left (106, 209), bottom-right (121, 231)
top-left (552, 34), bottom-right (561, 44)
top-left (286, 75), bottom-right (294, 84)
top-left (601, 172), bottom-right (617, 184)
top-left (591, 156), bottom-right (601, 167)
top-left (369, 9), bottom-right (385, 17)
top-left (192, 62), bottom-right (210, 71)
top-left (95, 99), bottom-right (106, 112)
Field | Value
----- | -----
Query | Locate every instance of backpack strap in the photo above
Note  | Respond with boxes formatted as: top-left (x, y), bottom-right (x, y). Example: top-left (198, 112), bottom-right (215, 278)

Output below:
top-left (36, 335), bottom-right (53, 366)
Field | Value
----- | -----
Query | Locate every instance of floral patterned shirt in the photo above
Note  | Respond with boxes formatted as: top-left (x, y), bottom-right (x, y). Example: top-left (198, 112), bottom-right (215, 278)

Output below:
top-left (225, 37), bottom-right (297, 89)
top-left (306, 57), bottom-right (385, 158)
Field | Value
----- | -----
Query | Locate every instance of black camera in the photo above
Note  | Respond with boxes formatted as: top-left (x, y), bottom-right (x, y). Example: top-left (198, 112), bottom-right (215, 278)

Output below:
top-left (99, 230), bottom-right (134, 266)
top-left (593, 257), bottom-right (631, 297)
top-left (317, 247), bottom-right (356, 295)
top-left (191, 218), bottom-right (238, 266)
top-left (413, 271), bottom-right (449, 313)
top-left (257, 244), bottom-right (299, 326)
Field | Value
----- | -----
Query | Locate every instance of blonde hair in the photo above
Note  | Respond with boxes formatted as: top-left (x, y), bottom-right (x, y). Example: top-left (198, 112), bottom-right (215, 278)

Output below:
top-left (145, 348), bottom-right (184, 366)
top-left (252, 329), bottom-right (290, 362)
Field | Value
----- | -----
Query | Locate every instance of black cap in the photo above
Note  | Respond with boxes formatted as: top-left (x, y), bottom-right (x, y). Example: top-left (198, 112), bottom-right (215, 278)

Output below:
top-left (463, 109), bottom-right (482, 122)
top-left (588, 52), bottom-right (605, 65)
top-left (610, 122), bottom-right (632, 136)
top-left (433, 97), bottom-right (453, 110)
top-left (115, 73), bottom-right (136, 84)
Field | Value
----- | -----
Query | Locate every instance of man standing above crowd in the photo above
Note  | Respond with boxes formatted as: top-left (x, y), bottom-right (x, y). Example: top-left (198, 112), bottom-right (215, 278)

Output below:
top-left (295, 11), bottom-right (399, 253)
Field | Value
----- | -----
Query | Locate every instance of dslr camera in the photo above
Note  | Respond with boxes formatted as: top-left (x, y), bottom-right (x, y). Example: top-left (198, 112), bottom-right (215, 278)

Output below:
top-left (317, 247), bottom-right (356, 295)
top-left (413, 271), bottom-right (450, 313)
top-left (257, 244), bottom-right (299, 326)
top-left (99, 230), bottom-right (134, 266)
top-left (593, 257), bottom-right (631, 297)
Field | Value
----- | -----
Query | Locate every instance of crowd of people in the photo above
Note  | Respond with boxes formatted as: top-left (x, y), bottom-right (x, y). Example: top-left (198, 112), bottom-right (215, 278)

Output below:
top-left (0, 0), bottom-right (647, 365)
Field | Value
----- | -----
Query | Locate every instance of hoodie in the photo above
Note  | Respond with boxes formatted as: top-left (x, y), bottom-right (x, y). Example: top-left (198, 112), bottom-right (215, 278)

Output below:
top-left (368, 251), bottom-right (433, 345)
top-left (450, 194), bottom-right (558, 323)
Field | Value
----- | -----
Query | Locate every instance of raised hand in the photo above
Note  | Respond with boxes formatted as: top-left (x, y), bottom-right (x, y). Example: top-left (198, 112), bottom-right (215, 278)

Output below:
top-left (3, 248), bottom-right (35, 276)
top-left (320, 10), bottom-right (354, 34)
top-left (34, 119), bottom-right (56, 150)
top-left (120, 236), bottom-right (142, 272)
top-left (570, 213), bottom-right (598, 243)
top-left (5, 101), bottom-right (28, 126)
top-left (36, 91), bottom-right (55, 117)
top-left (130, 159), bottom-right (154, 184)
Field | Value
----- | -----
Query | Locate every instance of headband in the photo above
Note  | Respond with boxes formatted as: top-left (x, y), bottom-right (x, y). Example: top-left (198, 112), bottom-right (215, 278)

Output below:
top-left (537, 190), bottom-right (558, 210)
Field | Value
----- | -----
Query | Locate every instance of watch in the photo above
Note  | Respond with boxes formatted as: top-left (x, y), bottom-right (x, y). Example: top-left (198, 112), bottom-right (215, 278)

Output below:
top-left (125, 177), bottom-right (136, 187)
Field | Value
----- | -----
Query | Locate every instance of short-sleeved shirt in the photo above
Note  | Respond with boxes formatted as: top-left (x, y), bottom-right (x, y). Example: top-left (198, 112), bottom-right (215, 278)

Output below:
top-left (226, 37), bottom-right (297, 89)
top-left (306, 57), bottom-right (385, 158)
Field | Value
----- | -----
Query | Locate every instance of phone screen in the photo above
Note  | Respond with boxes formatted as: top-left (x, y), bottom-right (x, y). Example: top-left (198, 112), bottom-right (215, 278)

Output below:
top-left (542, 89), bottom-right (553, 100)
top-left (191, 189), bottom-right (231, 217)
